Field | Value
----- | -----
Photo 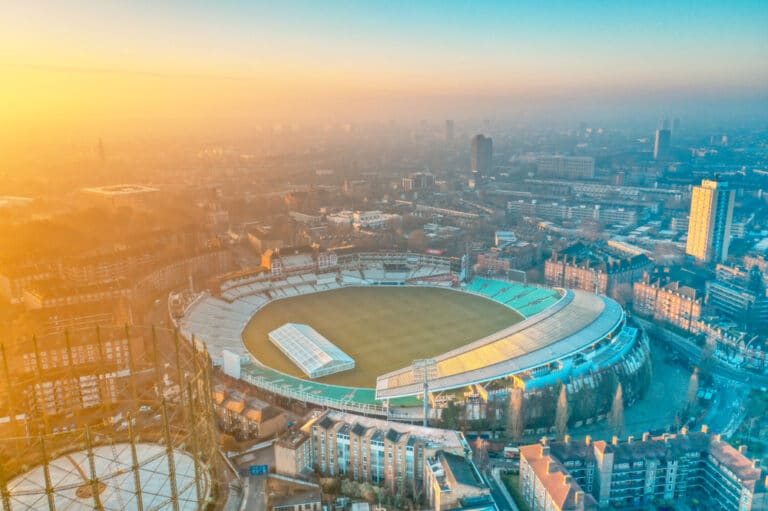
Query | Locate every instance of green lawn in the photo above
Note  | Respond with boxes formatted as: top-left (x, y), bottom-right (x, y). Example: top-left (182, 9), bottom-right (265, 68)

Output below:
top-left (242, 286), bottom-right (522, 387)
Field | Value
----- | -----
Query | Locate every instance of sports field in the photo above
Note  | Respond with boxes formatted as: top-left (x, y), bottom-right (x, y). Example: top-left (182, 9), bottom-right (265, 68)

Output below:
top-left (242, 286), bottom-right (523, 387)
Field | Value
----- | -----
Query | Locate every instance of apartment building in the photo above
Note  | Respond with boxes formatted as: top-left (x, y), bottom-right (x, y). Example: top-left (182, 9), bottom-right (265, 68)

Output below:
top-left (633, 273), bottom-right (703, 333)
top-left (211, 386), bottom-right (288, 440)
top-left (520, 429), bottom-right (767, 510)
top-left (308, 411), bottom-right (471, 497)
top-left (545, 242), bottom-right (653, 297)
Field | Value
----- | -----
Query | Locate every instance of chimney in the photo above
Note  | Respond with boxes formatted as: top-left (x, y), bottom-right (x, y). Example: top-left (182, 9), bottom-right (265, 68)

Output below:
top-left (546, 460), bottom-right (553, 473)
top-left (612, 436), bottom-right (619, 446)
top-left (739, 445), bottom-right (748, 455)
top-left (714, 434), bottom-right (722, 443)
top-left (642, 432), bottom-right (650, 442)
top-left (564, 474), bottom-right (572, 485)
top-left (564, 434), bottom-right (571, 444)
top-left (701, 425), bottom-right (709, 434)
top-left (681, 426), bottom-right (688, 436)
top-left (753, 460), bottom-right (759, 468)
top-left (585, 435), bottom-right (592, 446)
top-left (627, 436), bottom-right (634, 444)
top-left (575, 491), bottom-right (584, 505)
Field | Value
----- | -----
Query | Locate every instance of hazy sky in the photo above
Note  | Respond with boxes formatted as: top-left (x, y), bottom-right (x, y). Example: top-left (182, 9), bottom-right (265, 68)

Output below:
top-left (2, 0), bottom-right (767, 134)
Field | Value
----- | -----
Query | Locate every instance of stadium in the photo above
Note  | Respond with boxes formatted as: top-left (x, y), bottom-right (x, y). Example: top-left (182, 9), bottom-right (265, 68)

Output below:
top-left (176, 252), bottom-right (649, 421)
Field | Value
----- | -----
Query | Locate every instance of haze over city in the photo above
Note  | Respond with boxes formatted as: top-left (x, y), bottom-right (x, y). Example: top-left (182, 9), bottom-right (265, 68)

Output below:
top-left (2, 2), bottom-right (768, 511)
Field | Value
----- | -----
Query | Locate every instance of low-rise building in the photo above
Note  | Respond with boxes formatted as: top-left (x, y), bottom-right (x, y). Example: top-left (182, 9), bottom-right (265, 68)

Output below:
top-left (271, 490), bottom-right (322, 511)
top-left (424, 451), bottom-right (492, 511)
top-left (275, 429), bottom-right (313, 478)
top-left (22, 279), bottom-right (131, 310)
top-left (476, 242), bottom-right (539, 273)
top-left (212, 386), bottom-right (288, 440)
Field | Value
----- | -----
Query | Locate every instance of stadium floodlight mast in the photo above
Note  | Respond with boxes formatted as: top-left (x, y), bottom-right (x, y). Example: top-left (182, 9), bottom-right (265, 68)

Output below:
top-left (412, 358), bottom-right (438, 428)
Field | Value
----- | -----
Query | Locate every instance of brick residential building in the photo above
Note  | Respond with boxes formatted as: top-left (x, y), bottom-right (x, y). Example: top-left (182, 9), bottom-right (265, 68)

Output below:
top-left (633, 273), bottom-right (703, 333)
top-left (545, 243), bottom-right (653, 298)
top-left (519, 429), bottom-right (767, 510)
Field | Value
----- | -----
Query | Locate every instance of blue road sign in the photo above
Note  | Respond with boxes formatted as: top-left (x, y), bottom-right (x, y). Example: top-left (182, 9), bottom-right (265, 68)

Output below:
top-left (249, 464), bottom-right (268, 476)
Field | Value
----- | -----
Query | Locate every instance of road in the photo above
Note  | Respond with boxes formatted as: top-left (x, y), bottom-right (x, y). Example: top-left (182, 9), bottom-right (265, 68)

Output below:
top-left (246, 475), bottom-right (268, 511)
top-left (636, 318), bottom-right (768, 388)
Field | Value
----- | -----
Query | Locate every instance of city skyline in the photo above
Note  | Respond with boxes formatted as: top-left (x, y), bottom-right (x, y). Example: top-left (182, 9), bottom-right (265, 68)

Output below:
top-left (2, 0), bottom-right (767, 138)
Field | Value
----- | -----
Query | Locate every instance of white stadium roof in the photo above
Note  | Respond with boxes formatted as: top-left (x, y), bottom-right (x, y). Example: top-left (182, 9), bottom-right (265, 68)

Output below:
top-left (375, 290), bottom-right (625, 399)
top-left (269, 323), bottom-right (355, 378)
top-left (7, 443), bottom-right (207, 511)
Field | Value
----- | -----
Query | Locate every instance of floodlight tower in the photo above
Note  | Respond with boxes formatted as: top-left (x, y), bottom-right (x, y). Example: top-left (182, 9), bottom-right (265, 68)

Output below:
top-left (412, 358), bottom-right (438, 427)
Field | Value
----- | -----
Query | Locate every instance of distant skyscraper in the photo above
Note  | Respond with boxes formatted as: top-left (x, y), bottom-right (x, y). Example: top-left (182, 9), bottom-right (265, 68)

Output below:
top-left (97, 137), bottom-right (105, 162)
top-left (654, 129), bottom-right (671, 160)
top-left (686, 178), bottom-right (735, 263)
top-left (445, 120), bottom-right (454, 142)
top-left (470, 134), bottom-right (492, 184)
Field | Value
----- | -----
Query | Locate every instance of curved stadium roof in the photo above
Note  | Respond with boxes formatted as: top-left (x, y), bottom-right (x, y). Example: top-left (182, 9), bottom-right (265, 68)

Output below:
top-left (375, 290), bottom-right (624, 399)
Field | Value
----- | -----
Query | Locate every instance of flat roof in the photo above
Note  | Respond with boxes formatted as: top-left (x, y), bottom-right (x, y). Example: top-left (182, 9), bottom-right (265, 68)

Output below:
top-left (376, 290), bottom-right (624, 399)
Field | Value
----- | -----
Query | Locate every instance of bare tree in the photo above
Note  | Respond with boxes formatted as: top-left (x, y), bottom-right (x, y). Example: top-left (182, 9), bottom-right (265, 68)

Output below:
top-left (474, 438), bottom-right (489, 469)
top-left (686, 368), bottom-right (699, 408)
top-left (507, 387), bottom-right (525, 441)
top-left (610, 382), bottom-right (625, 436)
top-left (555, 384), bottom-right (569, 437)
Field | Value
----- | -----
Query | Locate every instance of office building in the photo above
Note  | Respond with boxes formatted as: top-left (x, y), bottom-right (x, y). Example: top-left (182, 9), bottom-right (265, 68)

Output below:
top-left (706, 278), bottom-right (768, 331)
top-left (519, 429), bottom-right (767, 510)
top-left (470, 135), bottom-right (493, 183)
top-left (685, 179), bottom-right (735, 263)
top-left (536, 156), bottom-right (595, 180)
top-left (403, 172), bottom-right (436, 192)
top-left (445, 120), bottom-right (455, 142)
top-left (654, 129), bottom-right (671, 160)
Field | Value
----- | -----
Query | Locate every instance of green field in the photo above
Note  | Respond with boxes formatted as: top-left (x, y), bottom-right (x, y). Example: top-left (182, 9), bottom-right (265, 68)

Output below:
top-left (242, 286), bottom-right (523, 387)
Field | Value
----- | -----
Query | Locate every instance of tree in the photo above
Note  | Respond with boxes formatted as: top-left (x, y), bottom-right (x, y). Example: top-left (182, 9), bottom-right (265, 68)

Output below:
top-left (686, 368), bottom-right (699, 409)
top-left (555, 384), bottom-right (569, 437)
top-left (683, 367), bottom-right (700, 421)
top-left (442, 401), bottom-right (461, 429)
top-left (506, 387), bottom-right (525, 441)
top-left (610, 383), bottom-right (625, 436)
top-left (474, 438), bottom-right (489, 469)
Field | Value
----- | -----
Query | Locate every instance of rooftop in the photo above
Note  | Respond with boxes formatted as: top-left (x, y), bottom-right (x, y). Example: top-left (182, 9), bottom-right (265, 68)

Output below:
top-left (441, 451), bottom-right (486, 489)
top-left (268, 323), bottom-right (355, 378)
top-left (321, 411), bottom-right (467, 450)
